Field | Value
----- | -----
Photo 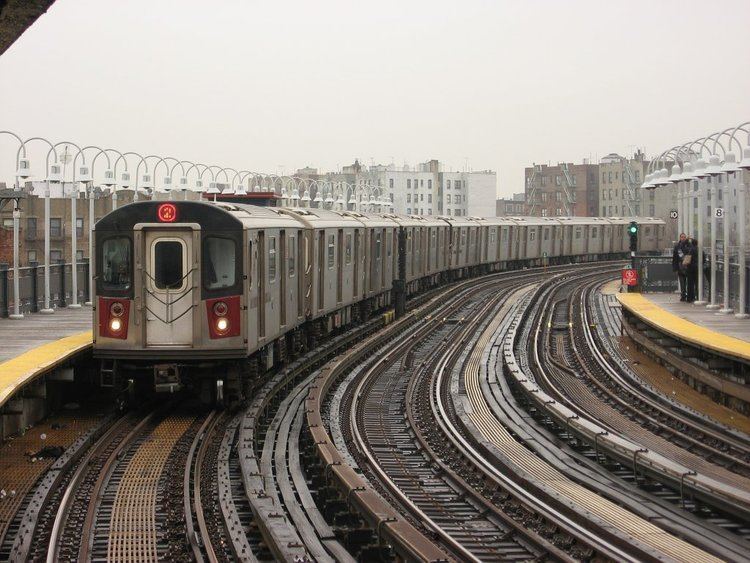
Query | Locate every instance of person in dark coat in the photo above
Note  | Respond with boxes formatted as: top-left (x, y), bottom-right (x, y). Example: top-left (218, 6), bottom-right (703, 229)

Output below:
top-left (685, 237), bottom-right (699, 302)
top-left (672, 233), bottom-right (689, 301)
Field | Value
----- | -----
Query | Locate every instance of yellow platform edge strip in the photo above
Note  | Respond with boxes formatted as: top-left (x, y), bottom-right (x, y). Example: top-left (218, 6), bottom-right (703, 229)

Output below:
top-left (0, 331), bottom-right (93, 409)
top-left (616, 293), bottom-right (750, 362)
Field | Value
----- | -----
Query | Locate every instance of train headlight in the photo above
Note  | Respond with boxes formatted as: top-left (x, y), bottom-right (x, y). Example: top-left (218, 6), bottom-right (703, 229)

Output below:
top-left (110, 318), bottom-right (123, 332)
top-left (110, 302), bottom-right (125, 317)
top-left (216, 317), bottom-right (229, 332)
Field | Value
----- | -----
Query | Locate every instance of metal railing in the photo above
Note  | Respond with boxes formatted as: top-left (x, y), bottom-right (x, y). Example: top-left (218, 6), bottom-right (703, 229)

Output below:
top-left (0, 260), bottom-right (90, 317)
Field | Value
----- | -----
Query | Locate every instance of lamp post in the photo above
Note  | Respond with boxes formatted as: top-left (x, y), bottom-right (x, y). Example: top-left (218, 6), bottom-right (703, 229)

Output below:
top-left (85, 148), bottom-right (113, 305)
top-left (113, 152), bottom-right (145, 207)
top-left (50, 141), bottom-right (84, 309)
top-left (3, 130), bottom-right (26, 319)
top-left (731, 122), bottom-right (750, 317)
top-left (20, 137), bottom-right (60, 314)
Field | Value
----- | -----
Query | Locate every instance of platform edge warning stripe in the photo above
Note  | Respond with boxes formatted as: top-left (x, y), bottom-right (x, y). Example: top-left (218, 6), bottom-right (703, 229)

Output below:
top-left (615, 293), bottom-right (750, 362)
top-left (0, 331), bottom-right (93, 409)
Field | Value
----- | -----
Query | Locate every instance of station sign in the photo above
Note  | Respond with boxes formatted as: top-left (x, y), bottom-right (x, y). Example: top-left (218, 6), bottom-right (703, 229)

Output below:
top-left (669, 210), bottom-right (678, 219)
top-left (622, 268), bottom-right (638, 286)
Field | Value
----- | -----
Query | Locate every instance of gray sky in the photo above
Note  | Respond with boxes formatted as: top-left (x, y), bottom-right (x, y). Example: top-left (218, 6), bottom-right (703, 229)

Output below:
top-left (1, 0), bottom-right (748, 197)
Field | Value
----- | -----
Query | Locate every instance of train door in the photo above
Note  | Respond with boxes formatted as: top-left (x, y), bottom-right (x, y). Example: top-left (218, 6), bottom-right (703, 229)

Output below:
top-left (143, 229), bottom-right (195, 347)
top-left (258, 231), bottom-right (266, 338)
top-left (280, 231), bottom-right (287, 326)
top-left (318, 231), bottom-right (325, 311)
top-left (353, 229), bottom-right (360, 298)
top-left (337, 229), bottom-right (343, 303)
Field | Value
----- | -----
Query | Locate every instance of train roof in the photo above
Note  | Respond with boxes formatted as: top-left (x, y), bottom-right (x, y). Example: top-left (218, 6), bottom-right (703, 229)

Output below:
top-left (219, 203), bottom-right (304, 228)
top-left (94, 200), bottom-right (245, 231)
top-left (379, 213), bottom-right (446, 227)
top-left (339, 211), bottom-right (399, 228)
top-left (279, 207), bottom-right (362, 227)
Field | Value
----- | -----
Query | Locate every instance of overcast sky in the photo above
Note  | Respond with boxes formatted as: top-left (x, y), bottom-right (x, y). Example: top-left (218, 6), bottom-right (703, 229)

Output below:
top-left (0, 0), bottom-right (748, 196)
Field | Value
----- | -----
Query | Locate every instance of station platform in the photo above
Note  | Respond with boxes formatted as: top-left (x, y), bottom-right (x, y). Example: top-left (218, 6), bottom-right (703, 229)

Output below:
top-left (616, 292), bottom-right (750, 363)
top-left (616, 291), bottom-right (750, 413)
top-left (0, 308), bottom-right (92, 409)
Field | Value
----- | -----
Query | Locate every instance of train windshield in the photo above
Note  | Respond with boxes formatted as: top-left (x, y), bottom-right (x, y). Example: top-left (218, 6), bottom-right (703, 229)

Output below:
top-left (101, 237), bottom-right (131, 291)
top-left (154, 240), bottom-right (184, 290)
top-left (205, 237), bottom-right (236, 289)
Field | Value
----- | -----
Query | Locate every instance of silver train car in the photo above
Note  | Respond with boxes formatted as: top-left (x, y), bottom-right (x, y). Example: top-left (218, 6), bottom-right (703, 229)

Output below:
top-left (92, 201), bottom-right (665, 397)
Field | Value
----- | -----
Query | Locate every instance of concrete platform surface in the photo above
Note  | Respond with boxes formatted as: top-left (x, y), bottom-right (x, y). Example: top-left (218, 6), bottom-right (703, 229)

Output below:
top-left (0, 307), bottom-right (92, 363)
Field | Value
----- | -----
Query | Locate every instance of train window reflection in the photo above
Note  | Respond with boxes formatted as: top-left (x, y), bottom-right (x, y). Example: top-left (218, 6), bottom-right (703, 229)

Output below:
top-left (206, 237), bottom-right (236, 289)
top-left (102, 237), bottom-right (131, 290)
top-left (154, 240), bottom-right (184, 290)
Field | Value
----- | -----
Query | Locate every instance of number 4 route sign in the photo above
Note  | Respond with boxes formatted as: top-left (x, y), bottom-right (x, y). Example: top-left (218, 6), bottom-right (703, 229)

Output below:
top-left (622, 268), bottom-right (638, 286)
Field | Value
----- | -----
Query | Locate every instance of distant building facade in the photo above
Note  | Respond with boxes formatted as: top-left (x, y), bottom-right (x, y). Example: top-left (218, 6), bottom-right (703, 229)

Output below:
top-left (524, 161), bottom-right (599, 217)
top-left (495, 193), bottom-right (526, 216)
top-left (309, 159), bottom-right (497, 217)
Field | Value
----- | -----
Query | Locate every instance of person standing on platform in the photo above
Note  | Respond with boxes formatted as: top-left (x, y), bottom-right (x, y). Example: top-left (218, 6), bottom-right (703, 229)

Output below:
top-left (672, 233), bottom-right (689, 301)
top-left (685, 237), bottom-right (699, 303)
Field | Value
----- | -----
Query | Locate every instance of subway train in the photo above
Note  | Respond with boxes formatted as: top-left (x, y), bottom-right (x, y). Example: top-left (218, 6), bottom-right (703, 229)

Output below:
top-left (92, 200), bottom-right (665, 398)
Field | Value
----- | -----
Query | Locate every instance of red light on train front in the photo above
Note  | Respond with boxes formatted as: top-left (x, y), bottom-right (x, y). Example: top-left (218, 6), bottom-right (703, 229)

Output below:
top-left (157, 203), bottom-right (178, 223)
top-left (99, 297), bottom-right (130, 339)
top-left (206, 296), bottom-right (240, 339)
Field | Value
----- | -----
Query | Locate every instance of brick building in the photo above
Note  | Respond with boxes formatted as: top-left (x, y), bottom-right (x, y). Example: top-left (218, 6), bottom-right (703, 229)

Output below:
top-left (524, 161), bottom-right (599, 217)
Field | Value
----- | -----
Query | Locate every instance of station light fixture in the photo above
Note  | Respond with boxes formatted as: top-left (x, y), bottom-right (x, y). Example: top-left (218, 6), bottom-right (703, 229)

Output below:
top-left (690, 158), bottom-right (709, 180)
top-left (16, 158), bottom-right (31, 179)
top-left (102, 168), bottom-right (116, 186)
top-left (162, 176), bottom-right (172, 191)
top-left (740, 147), bottom-right (750, 171)
top-left (705, 154), bottom-right (722, 176)
top-left (668, 164), bottom-right (683, 183)
top-left (721, 152), bottom-right (741, 174)
top-left (78, 165), bottom-right (92, 183)
top-left (141, 174), bottom-right (154, 190)
top-left (48, 163), bottom-right (63, 183)
top-left (120, 171), bottom-right (131, 188)
top-left (301, 190), bottom-right (311, 204)
top-left (178, 177), bottom-right (189, 191)
top-left (206, 182), bottom-right (220, 194)
top-left (194, 179), bottom-right (203, 191)
top-left (235, 182), bottom-right (248, 195)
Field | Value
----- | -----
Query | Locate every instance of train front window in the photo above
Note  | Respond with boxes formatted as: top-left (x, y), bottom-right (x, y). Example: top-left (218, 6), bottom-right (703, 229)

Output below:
top-left (205, 237), bottom-right (236, 289)
top-left (102, 237), bottom-right (131, 291)
top-left (154, 240), bottom-right (184, 290)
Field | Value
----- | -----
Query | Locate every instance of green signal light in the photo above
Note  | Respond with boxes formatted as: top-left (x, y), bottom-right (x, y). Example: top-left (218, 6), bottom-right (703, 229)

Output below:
top-left (628, 224), bottom-right (638, 234)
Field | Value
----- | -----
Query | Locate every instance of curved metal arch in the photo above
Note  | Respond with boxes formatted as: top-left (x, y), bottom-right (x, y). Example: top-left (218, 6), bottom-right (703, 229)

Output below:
top-left (729, 122), bottom-right (750, 149)
top-left (16, 137), bottom-right (59, 178)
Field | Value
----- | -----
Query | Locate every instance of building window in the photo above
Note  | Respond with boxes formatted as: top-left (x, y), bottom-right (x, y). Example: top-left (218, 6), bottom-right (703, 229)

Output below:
top-left (76, 218), bottom-right (84, 238)
top-left (556, 208), bottom-right (562, 216)
top-left (407, 208), bottom-right (411, 214)
top-left (615, 172), bottom-right (619, 180)
top-left (28, 250), bottom-right (37, 263)
top-left (407, 194), bottom-right (411, 203)
top-left (1, 219), bottom-right (13, 230)
top-left (555, 175), bottom-right (561, 186)
top-left (427, 208), bottom-right (432, 215)
top-left (541, 208), bottom-right (548, 217)
top-left (572, 175), bottom-right (577, 186)
top-left (76, 250), bottom-right (84, 261)
top-left (420, 179), bottom-right (424, 187)
top-left (420, 194), bottom-right (424, 202)
top-left (602, 206), bottom-right (606, 215)
top-left (602, 172), bottom-right (606, 184)
top-left (608, 172), bottom-right (612, 183)
top-left (447, 180), bottom-right (451, 189)
top-left (50, 250), bottom-right (63, 262)
top-left (541, 193), bottom-right (548, 203)
top-left (454, 195), bottom-right (461, 204)
top-left (635, 171), bottom-right (640, 182)
top-left (407, 179), bottom-right (411, 189)
top-left (555, 192), bottom-right (561, 202)
top-left (428, 179), bottom-right (432, 189)
top-left (27, 218), bottom-right (37, 239)
top-left (50, 218), bottom-right (62, 238)
top-left (389, 178), bottom-right (394, 188)
top-left (455, 180), bottom-right (461, 189)
top-left (428, 194), bottom-right (432, 203)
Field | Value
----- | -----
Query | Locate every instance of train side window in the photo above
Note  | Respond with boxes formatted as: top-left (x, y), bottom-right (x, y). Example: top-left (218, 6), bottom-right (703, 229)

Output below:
top-left (205, 237), bottom-right (236, 289)
top-left (543, 228), bottom-right (549, 241)
top-left (248, 241), bottom-right (253, 287)
top-left (592, 227), bottom-right (598, 239)
top-left (529, 230), bottom-right (536, 242)
top-left (645, 226), bottom-right (651, 236)
top-left (375, 232), bottom-right (381, 260)
top-left (386, 231), bottom-right (392, 257)
top-left (502, 228), bottom-right (507, 242)
top-left (289, 236), bottom-right (296, 277)
top-left (345, 233), bottom-right (352, 265)
top-left (575, 228), bottom-right (582, 240)
top-left (328, 234), bottom-right (335, 269)
top-left (101, 237), bottom-right (131, 291)
top-left (269, 237), bottom-right (277, 281)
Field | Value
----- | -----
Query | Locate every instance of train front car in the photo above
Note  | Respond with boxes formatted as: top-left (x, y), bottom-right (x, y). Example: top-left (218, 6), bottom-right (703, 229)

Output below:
top-left (93, 201), bottom-right (244, 395)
